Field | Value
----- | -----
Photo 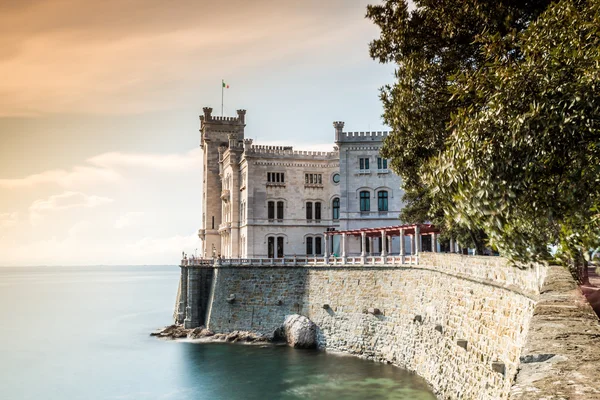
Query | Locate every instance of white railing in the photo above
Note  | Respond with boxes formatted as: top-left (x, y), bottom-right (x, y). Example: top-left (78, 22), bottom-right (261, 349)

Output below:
top-left (180, 255), bottom-right (419, 267)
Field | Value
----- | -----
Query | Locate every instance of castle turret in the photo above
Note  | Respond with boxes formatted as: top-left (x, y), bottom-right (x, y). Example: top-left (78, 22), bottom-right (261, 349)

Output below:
top-left (198, 107), bottom-right (247, 258)
top-left (333, 121), bottom-right (345, 143)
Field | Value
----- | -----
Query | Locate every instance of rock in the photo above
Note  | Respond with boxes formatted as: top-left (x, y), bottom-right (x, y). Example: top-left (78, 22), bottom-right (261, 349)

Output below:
top-left (150, 324), bottom-right (189, 339)
top-left (188, 327), bottom-right (215, 339)
top-left (281, 314), bottom-right (317, 349)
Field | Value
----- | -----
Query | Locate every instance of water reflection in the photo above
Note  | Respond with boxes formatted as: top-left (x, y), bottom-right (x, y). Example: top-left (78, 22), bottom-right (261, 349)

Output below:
top-left (179, 343), bottom-right (435, 400)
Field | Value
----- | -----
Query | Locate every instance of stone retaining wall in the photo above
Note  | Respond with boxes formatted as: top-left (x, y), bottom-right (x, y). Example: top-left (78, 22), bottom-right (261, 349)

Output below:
top-left (177, 254), bottom-right (600, 399)
top-left (203, 254), bottom-right (540, 399)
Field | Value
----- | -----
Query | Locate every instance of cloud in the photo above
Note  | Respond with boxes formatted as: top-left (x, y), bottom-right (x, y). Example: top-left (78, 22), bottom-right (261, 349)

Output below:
top-left (127, 232), bottom-right (200, 258)
top-left (0, 148), bottom-right (202, 189)
top-left (29, 191), bottom-right (113, 222)
top-left (0, 166), bottom-right (121, 189)
top-left (88, 148), bottom-right (201, 171)
top-left (115, 212), bottom-right (145, 230)
top-left (0, 212), bottom-right (18, 228)
top-left (0, 0), bottom-right (376, 116)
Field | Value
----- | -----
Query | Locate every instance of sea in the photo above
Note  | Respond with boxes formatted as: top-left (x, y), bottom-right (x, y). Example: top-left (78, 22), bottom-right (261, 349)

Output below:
top-left (0, 265), bottom-right (435, 400)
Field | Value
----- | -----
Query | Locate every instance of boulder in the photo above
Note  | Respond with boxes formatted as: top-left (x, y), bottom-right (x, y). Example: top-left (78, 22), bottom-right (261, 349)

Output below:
top-left (281, 314), bottom-right (317, 349)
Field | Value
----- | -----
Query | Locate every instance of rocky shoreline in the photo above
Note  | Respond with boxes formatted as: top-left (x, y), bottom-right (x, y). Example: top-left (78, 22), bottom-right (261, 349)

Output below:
top-left (152, 314), bottom-right (318, 348)
top-left (151, 324), bottom-right (274, 344)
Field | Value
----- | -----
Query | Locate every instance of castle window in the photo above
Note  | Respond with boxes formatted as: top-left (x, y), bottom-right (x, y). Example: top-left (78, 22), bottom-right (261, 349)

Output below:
top-left (378, 191), bottom-right (388, 212)
top-left (306, 237), bottom-right (313, 255)
top-left (315, 237), bottom-right (322, 255)
top-left (305, 173), bottom-right (323, 186)
top-left (315, 202), bottom-right (321, 221)
top-left (268, 201), bottom-right (275, 220)
top-left (377, 157), bottom-right (388, 170)
top-left (267, 172), bottom-right (285, 184)
top-left (360, 191), bottom-right (370, 212)
top-left (268, 237), bottom-right (275, 258)
top-left (306, 202), bottom-right (313, 220)
top-left (359, 158), bottom-right (370, 170)
top-left (332, 198), bottom-right (340, 220)
top-left (277, 201), bottom-right (284, 220)
top-left (277, 237), bottom-right (284, 258)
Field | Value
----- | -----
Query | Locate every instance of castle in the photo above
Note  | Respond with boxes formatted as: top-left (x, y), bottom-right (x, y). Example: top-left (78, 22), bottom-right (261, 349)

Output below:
top-left (196, 107), bottom-right (406, 259)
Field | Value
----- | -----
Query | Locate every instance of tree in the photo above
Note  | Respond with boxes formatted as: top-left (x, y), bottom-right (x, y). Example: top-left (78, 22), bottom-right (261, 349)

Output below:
top-left (366, 0), bottom-right (552, 253)
top-left (426, 0), bottom-right (600, 281)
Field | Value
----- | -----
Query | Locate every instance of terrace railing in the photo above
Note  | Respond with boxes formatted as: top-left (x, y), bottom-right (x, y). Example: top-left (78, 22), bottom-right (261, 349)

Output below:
top-left (180, 255), bottom-right (419, 267)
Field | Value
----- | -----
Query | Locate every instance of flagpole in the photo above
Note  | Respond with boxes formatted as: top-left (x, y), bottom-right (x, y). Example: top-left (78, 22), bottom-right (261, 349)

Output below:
top-left (221, 79), bottom-right (224, 116)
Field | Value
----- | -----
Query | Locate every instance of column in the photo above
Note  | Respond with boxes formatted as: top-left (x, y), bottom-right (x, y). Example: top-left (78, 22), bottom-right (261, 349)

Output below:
top-left (381, 231), bottom-right (387, 257)
top-left (450, 237), bottom-right (455, 253)
top-left (415, 225), bottom-right (421, 255)
top-left (399, 228), bottom-right (405, 256)
top-left (432, 233), bottom-right (438, 253)
top-left (184, 267), bottom-right (200, 329)
top-left (361, 232), bottom-right (366, 262)
top-left (410, 234), bottom-right (415, 255)
top-left (177, 266), bottom-right (188, 324)
top-left (323, 233), bottom-right (329, 263)
top-left (341, 233), bottom-right (347, 260)
top-left (368, 237), bottom-right (374, 256)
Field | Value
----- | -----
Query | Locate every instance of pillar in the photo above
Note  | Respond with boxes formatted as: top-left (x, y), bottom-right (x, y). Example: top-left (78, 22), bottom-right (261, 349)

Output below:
top-left (323, 233), bottom-right (329, 262)
top-left (368, 237), bottom-right (373, 256)
top-left (410, 234), bottom-right (415, 255)
top-left (341, 233), bottom-right (347, 259)
top-left (450, 237), bottom-right (455, 253)
top-left (432, 233), bottom-right (438, 253)
top-left (415, 225), bottom-right (421, 255)
top-left (176, 266), bottom-right (188, 324)
top-left (360, 232), bottom-right (366, 261)
top-left (400, 229), bottom-right (405, 256)
top-left (184, 267), bottom-right (200, 329)
top-left (381, 231), bottom-right (387, 257)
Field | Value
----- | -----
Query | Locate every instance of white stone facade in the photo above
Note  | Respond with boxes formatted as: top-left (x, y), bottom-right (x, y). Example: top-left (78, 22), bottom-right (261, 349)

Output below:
top-left (197, 107), bottom-right (404, 258)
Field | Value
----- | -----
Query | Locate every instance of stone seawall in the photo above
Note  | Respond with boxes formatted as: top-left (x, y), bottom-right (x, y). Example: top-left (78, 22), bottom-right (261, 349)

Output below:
top-left (175, 254), bottom-right (600, 399)
top-left (202, 254), bottom-right (540, 399)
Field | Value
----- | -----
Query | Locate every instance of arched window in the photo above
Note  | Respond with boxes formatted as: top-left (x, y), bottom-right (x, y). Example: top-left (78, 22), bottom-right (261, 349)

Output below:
top-left (332, 197), bottom-right (340, 220)
top-left (277, 201), bottom-right (284, 220)
top-left (360, 191), bottom-right (370, 212)
top-left (315, 237), bottom-right (322, 255)
top-left (378, 191), bottom-right (388, 211)
top-left (306, 237), bottom-right (313, 255)
top-left (268, 201), bottom-right (275, 220)
top-left (306, 202), bottom-right (313, 220)
top-left (315, 202), bottom-right (321, 220)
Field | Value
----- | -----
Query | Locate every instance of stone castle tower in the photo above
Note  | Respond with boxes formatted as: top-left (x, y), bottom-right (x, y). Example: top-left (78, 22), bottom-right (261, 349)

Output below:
top-left (198, 107), bottom-right (246, 258)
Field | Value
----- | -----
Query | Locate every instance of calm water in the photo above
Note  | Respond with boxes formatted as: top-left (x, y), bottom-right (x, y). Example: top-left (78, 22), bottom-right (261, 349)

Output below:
top-left (0, 266), bottom-right (435, 400)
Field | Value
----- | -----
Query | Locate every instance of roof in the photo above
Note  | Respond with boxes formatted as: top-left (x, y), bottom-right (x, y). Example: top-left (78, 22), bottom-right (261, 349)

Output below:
top-left (325, 223), bottom-right (439, 237)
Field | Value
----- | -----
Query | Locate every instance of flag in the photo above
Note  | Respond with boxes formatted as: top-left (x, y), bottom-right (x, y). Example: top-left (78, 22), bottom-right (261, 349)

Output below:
top-left (222, 80), bottom-right (229, 89)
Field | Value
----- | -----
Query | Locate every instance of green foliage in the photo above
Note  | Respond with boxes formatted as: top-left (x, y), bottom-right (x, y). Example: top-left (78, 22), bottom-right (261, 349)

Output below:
top-left (366, 0), bottom-right (551, 251)
top-left (425, 0), bottom-right (600, 265)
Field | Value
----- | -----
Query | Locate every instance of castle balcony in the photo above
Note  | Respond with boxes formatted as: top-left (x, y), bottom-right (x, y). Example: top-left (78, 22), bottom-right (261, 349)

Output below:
top-left (197, 229), bottom-right (205, 239)
top-left (376, 169), bottom-right (390, 174)
top-left (220, 189), bottom-right (230, 201)
top-left (304, 183), bottom-right (324, 189)
top-left (266, 183), bottom-right (286, 188)
top-left (356, 169), bottom-right (372, 175)
top-left (218, 222), bottom-right (232, 232)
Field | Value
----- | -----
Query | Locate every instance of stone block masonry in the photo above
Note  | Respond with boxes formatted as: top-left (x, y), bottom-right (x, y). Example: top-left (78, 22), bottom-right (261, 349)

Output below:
top-left (175, 253), bottom-right (600, 399)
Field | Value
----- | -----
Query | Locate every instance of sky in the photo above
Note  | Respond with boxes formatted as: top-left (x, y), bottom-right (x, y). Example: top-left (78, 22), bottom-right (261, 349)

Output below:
top-left (0, 0), bottom-right (396, 266)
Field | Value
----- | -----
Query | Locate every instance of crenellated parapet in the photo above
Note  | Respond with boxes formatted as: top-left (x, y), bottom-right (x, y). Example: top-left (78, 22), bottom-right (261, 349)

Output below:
top-left (244, 144), bottom-right (338, 159)
top-left (335, 130), bottom-right (390, 143)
